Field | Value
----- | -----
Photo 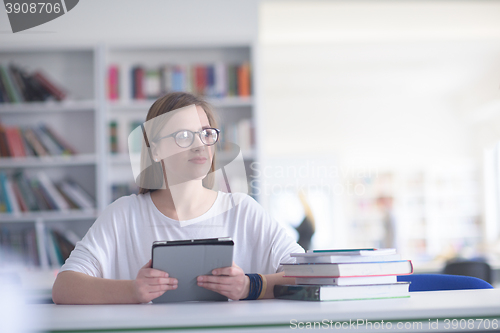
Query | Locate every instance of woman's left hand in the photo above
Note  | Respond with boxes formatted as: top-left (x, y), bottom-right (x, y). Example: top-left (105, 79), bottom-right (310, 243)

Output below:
top-left (197, 262), bottom-right (249, 300)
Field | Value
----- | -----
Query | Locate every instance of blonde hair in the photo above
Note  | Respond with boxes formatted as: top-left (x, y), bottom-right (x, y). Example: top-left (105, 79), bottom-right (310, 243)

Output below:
top-left (138, 92), bottom-right (218, 194)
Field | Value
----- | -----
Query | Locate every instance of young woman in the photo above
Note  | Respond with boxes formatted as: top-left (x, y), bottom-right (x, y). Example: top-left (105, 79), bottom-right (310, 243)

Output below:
top-left (52, 92), bottom-right (303, 304)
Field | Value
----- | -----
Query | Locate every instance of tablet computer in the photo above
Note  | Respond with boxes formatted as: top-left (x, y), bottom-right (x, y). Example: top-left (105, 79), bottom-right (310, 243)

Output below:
top-left (151, 237), bottom-right (234, 303)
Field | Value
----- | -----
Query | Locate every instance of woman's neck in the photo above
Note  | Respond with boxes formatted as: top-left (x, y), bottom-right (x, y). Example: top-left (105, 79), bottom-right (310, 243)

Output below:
top-left (150, 180), bottom-right (217, 221)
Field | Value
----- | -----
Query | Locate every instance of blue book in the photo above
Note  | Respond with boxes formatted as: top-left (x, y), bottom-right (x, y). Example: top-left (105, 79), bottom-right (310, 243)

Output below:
top-left (0, 172), bottom-right (12, 213)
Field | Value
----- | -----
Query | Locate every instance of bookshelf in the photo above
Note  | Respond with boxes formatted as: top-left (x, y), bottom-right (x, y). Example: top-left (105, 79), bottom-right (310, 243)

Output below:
top-left (344, 167), bottom-right (482, 263)
top-left (0, 46), bottom-right (105, 274)
top-left (103, 44), bottom-right (258, 204)
top-left (0, 43), bottom-right (260, 277)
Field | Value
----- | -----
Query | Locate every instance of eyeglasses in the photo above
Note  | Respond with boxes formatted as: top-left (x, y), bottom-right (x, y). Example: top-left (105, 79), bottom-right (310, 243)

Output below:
top-left (157, 128), bottom-right (220, 148)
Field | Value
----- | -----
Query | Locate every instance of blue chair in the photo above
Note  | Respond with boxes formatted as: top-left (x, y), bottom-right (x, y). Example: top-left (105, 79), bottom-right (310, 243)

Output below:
top-left (397, 274), bottom-right (493, 292)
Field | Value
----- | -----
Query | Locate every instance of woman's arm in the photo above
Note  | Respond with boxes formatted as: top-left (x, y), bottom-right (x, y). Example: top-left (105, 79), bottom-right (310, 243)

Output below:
top-left (260, 272), bottom-right (295, 299)
top-left (52, 271), bottom-right (137, 304)
top-left (52, 260), bottom-right (178, 304)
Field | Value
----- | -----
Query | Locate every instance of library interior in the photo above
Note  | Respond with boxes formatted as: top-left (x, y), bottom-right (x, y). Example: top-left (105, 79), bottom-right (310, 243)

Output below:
top-left (1, 0), bottom-right (500, 332)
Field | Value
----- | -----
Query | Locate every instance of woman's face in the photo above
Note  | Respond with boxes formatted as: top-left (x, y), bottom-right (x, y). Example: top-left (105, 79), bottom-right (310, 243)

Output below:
top-left (152, 105), bottom-right (214, 185)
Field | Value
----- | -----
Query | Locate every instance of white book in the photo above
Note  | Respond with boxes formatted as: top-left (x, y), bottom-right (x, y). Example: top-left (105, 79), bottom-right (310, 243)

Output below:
top-left (303, 248), bottom-right (397, 255)
top-left (45, 228), bottom-right (61, 267)
top-left (185, 65), bottom-right (194, 93)
top-left (214, 62), bottom-right (227, 97)
top-left (59, 180), bottom-right (93, 210)
top-left (33, 126), bottom-right (62, 155)
top-left (237, 118), bottom-right (252, 151)
top-left (4, 178), bottom-right (20, 214)
top-left (294, 253), bottom-right (401, 264)
top-left (161, 65), bottom-right (173, 93)
top-left (295, 276), bottom-right (398, 286)
top-left (37, 172), bottom-right (70, 211)
top-left (145, 69), bottom-right (161, 97)
top-left (281, 260), bottom-right (413, 277)
top-left (50, 225), bottom-right (81, 246)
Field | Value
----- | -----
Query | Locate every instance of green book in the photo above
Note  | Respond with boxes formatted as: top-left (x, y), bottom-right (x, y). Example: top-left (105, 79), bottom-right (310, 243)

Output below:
top-left (274, 283), bottom-right (410, 302)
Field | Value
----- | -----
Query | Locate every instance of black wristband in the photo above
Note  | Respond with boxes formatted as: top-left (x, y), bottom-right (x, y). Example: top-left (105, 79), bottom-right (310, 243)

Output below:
top-left (242, 273), bottom-right (262, 300)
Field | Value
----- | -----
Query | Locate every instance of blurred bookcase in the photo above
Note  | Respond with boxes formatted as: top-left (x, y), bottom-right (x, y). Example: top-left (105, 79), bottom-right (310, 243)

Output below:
top-left (0, 46), bottom-right (105, 276)
top-left (0, 43), bottom-right (260, 279)
top-left (343, 166), bottom-right (482, 263)
top-left (103, 44), bottom-right (258, 204)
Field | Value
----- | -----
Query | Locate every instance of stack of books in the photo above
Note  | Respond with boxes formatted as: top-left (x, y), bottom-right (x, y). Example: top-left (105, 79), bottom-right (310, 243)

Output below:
top-left (274, 248), bottom-right (413, 301)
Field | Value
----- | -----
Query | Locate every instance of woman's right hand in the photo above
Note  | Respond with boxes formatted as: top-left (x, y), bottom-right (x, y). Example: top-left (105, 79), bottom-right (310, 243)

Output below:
top-left (132, 259), bottom-right (178, 303)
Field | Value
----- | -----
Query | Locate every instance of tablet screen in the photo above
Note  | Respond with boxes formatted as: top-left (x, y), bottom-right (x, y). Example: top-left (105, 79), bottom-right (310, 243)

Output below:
top-left (151, 237), bottom-right (234, 303)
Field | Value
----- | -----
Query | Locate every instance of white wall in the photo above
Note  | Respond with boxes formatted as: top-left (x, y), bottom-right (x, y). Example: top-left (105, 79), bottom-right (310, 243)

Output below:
top-left (259, 1), bottom-right (500, 170)
top-left (0, 0), bottom-right (258, 46)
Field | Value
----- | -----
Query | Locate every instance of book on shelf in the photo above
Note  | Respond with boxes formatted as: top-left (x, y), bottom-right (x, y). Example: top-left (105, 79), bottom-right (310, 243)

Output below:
top-left (145, 68), bottom-right (161, 99)
top-left (4, 176), bottom-right (20, 214)
top-left (273, 283), bottom-right (410, 301)
top-left (23, 127), bottom-right (49, 156)
top-left (44, 227), bottom-right (79, 267)
top-left (219, 118), bottom-right (254, 153)
top-left (109, 120), bottom-right (119, 154)
top-left (0, 225), bottom-right (79, 268)
top-left (0, 171), bottom-right (95, 214)
top-left (0, 69), bottom-right (7, 103)
top-left (0, 65), bottom-right (22, 103)
top-left (237, 62), bottom-right (251, 97)
top-left (128, 120), bottom-right (143, 154)
top-left (45, 227), bottom-right (61, 267)
top-left (0, 122), bottom-right (77, 158)
top-left (0, 64), bottom-right (67, 103)
top-left (108, 65), bottom-right (119, 101)
top-left (0, 171), bottom-right (11, 213)
top-left (37, 171), bottom-right (70, 211)
top-left (13, 171), bottom-right (40, 211)
top-left (0, 226), bottom-right (40, 268)
top-left (58, 179), bottom-right (94, 210)
top-left (32, 71), bottom-right (66, 101)
top-left (0, 121), bottom-right (10, 157)
top-left (39, 124), bottom-right (76, 155)
top-left (109, 62), bottom-right (252, 101)
top-left (4, 126), bottom-right (26, 157)
top-left (111, 182), bottom-right (138, 202)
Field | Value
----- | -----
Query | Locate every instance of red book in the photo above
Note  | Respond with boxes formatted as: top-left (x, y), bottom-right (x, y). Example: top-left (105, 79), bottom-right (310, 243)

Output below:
top-left (108, 65), bottom-right (119, 100)
top-left (5, 127), bottom-right (26, 157)
top-left (238, 62), bottom-right (251, 97)
top-left (134, 67), bottom-right (145, 100)
top-left (195, 65), bottom-right (207, 96)
top-left (33, 71), bottom-right (66, 101)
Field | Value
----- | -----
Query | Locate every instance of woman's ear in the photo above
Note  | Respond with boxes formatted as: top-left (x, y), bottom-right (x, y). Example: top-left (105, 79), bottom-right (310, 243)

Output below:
top-left (150, 142), bottom-right (159, 162)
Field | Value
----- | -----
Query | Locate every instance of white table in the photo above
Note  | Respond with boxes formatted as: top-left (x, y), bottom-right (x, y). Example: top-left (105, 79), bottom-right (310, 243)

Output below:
top-left (17, 289), bottom-right (500, 332)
